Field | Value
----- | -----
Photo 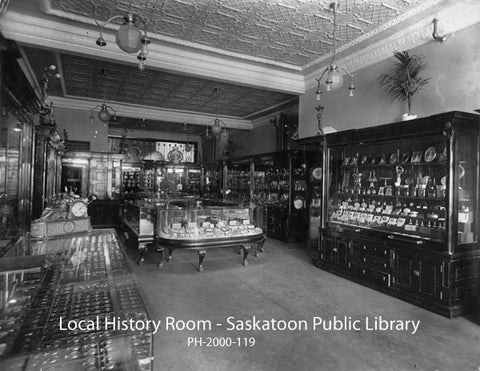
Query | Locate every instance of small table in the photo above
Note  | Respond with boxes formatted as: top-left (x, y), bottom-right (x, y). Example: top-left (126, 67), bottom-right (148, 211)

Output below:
top-left (156, 233), bottom-right (266, 271)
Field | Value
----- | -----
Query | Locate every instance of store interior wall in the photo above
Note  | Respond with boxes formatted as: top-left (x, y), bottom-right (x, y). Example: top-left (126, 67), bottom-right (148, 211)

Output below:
top-left (298, 22), bottom-right (480, 138)
top-left (53, 107), bottom-right (109, 152)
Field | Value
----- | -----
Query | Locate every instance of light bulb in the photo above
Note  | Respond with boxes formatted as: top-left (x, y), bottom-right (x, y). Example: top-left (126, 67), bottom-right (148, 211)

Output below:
top-left (138, 61), bottom-right (145, 71)
top-left (315, 90), bottom-right (322, 101)
top-left (141, 35), bottom-right (151, 56)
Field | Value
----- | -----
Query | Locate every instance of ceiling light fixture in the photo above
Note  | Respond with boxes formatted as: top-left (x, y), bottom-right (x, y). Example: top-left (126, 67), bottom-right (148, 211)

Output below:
top-left (90, 68), bottom-right (116, 127)
top-left (315, 2), bottom-right (355, 101)
top-left (209, 88), bottom-right (228, 145)
top-left (94, 0), bottom-right (151, 71)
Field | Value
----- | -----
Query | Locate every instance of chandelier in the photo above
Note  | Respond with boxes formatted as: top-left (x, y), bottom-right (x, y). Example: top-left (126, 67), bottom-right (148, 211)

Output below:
top-left (209, 88), bottom-right (229, 145)
top-left (315, 2), bottom-right (355, 101)
top-left (95, 1), bottom-right (151, 71)
top-left (90, 68), bottom-right (116, 126)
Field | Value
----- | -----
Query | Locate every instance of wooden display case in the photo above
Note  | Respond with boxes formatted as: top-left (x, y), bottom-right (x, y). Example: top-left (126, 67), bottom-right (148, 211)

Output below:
top-left (317, 111), bottom-right (480, 317)
top-left (250, 151), bottom-right (320, 243)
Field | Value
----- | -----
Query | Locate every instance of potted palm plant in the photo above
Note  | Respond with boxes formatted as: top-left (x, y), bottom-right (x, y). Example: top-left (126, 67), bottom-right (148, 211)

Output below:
top-left (378, 51), bottom-right (430, 120)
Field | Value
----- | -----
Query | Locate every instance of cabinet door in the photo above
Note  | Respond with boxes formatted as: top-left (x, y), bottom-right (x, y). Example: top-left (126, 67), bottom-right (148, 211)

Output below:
top-left (320, 234), bottom-right (349, 268)
top-left (419, 259), bottom-right (439, 298)
top-left (321, 234), bottom-right (335, 263)
top-left (394, 249), bottom-right (442, 300)
top-left (394, 249), bottom-right (418, 292)
top-left (336, 239), bottom-right (349, 268)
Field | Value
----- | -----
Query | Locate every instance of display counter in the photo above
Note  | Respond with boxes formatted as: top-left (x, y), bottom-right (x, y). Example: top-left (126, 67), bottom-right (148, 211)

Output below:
top-left (121, 197), bottom-right (250, 264)
top-left (157, 205), bottom-right (265, 271)
top-left (0, 229), bottom-right (154, 370)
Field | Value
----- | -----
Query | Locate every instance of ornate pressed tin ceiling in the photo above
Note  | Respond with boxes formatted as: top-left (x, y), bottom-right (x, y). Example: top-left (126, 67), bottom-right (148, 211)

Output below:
top-left (41, 0), bottom-right (428, 68)
top-left (2, 0), bottom-right (479, 134)
top-left (21, 46), bottom-right (297, 121)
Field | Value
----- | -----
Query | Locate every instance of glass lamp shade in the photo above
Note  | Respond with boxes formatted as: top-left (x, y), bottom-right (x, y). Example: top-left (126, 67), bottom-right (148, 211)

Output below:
top-left (98, 106), bottom-right (111, 123)
top-left (324, 68), bottom-right (344, 91)
top-left (116, 22), bottom-right (142, 53)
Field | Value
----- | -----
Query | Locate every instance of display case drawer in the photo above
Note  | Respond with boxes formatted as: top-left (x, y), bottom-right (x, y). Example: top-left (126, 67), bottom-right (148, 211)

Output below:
top-left (351, 254), bottom-right (391, 273)
top-left (352, 240), bottom-right (390, 258)
top-left (351, 265), bottom-right (392, 287)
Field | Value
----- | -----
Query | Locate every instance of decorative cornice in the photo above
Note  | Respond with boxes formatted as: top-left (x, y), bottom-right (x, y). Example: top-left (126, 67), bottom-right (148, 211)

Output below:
top-left (0, 11), bottom-right (305, 94)
top-left (305, 1), bottom-right (480, 89)
top-left (108, 127), bottom-right (202, 143)
top-left (49, 96), bottom-right (254, 130)
top-left (303, 0), bottom-right (444, 70)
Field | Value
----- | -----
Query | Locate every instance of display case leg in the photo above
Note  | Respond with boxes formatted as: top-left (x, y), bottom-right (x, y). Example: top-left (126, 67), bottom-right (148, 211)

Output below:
top-left (138, 244), bottom-right (147, 265)
top-left (257, 235), bottom-right (266, 253)
top-left (156, 247), bottom-right (165, 269)
top-left (197, 250), bottom-right (207, 272)
top-left (167, 248), bottom-right (173, 262)
top-left (241, 245), bottom-right (251, 266)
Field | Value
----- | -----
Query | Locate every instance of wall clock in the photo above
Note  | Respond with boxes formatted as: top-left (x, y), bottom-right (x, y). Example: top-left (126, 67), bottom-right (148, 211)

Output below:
top-left (311, 167), bottom-right (322, 181)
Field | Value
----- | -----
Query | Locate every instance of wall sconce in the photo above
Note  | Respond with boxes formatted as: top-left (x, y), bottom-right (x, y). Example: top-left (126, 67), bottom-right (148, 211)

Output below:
top-left (432, 18), bottom-right (450, 42)
top-left (41, 64), bottom-right (61, 102)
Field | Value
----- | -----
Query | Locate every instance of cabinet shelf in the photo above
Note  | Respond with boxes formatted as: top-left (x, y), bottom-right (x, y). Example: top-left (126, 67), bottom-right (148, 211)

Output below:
top-left (336, 192), bottom-right (446, 202)
top-left (343, 161), bottom-right (447, 168)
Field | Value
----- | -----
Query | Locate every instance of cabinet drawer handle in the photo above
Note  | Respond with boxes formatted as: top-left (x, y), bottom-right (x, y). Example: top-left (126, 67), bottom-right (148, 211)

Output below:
top-left (363, 257), bottom-right (367, 263)
top-left (413, 270), bottom-right (420, 277)
top-left (387, 235), bottom-right (424, 245)
top-left (354, 229), bottom-right (361, 233)
top-left (333, 248), bottom-right (337, 252)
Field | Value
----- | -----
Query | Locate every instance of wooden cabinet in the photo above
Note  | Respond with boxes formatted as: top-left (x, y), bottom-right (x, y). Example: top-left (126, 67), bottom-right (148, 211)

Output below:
top-left (317, 111), bottom-right (480, 317)
top-left (62, 151), bottom-right (123, 200)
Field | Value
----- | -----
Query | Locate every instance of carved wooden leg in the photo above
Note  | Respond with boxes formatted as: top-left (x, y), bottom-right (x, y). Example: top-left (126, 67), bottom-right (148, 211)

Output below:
top-left (198, 249), bottom-right (207, 272)
top-left (157, 247), bottom-right (165, 269)
top-left (241, 245), bottom-right (251, 266)
top-left (138, 243), bottom-right (147, 265)
top-left (258, 236), bottom-right (266, 253)
top-left (167, 248), bottom-right (173, 262)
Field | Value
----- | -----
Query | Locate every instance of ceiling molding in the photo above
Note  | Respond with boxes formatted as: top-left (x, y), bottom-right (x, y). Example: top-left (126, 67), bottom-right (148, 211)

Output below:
top-left (0, 11), bottom-right (305, 95)
top-left (49, 96), bottom-right (254, 130)
top-left (305, 1), bottom-right (480, 90)
top-left (303, 0), bottom-right (444, 70)
top-left (108, 127), bottom-right (201, 143)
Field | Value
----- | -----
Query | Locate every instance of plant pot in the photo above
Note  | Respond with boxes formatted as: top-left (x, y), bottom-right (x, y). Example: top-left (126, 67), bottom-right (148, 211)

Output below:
top-left (402, 113), bottom-right (417, 121)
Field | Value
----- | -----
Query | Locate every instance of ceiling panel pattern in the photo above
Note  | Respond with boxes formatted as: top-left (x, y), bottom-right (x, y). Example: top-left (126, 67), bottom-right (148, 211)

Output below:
top-left (45, 0), bottom-right (423, 67)
top-left (24, 47), bottom-right (297, 119)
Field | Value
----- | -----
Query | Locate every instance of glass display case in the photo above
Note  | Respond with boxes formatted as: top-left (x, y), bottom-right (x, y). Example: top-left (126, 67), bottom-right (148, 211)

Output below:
top-left (249, 150), bottom-right (320, 243)
top-left (156, 204), bottom-right (265, 271)
top-left (122, 200), bottom-right (158, 263)
top-left (202, 162), bottom-right (222, 199)
top-left (157, 205), bottom-right (263, 240)
top-left (224, 159), bottom-right (252, 202)
top-left (318, 111), bottom-right (480, 317)
top-left (0, 229), bottom-right (154, 370)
